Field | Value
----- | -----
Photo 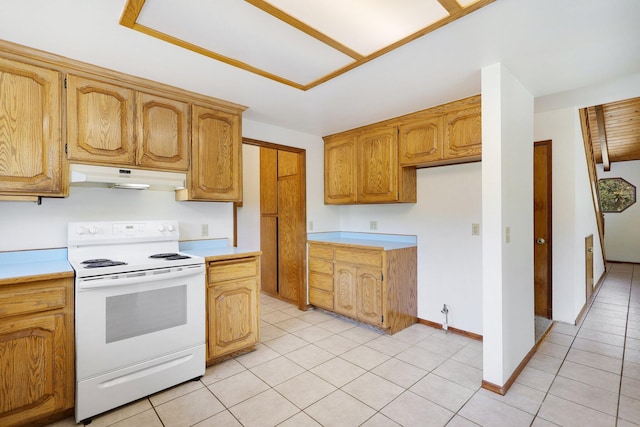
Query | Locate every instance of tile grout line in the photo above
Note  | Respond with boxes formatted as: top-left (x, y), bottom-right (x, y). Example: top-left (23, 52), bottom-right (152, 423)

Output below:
top-left (615, 264), bottom-right (638, 427)
top-left (528, 264), bottom-right (617, 427)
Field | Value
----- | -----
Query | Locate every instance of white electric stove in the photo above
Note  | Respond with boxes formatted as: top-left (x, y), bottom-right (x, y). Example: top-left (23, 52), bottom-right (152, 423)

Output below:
top-left (67, 220), bottom-right (206, 424)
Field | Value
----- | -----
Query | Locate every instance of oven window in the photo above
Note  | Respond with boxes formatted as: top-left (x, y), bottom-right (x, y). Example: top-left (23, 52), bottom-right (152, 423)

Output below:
top-left (105, 285), bottom-right (187, 343)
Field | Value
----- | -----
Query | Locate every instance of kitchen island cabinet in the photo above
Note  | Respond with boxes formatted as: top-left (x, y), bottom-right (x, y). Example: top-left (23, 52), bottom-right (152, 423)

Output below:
top-left (308, 233), bottom-right (417, 334)
top-left (0, 250), bottom-right (74, 427)
top-left (0, 56), bottom-right (67, 201)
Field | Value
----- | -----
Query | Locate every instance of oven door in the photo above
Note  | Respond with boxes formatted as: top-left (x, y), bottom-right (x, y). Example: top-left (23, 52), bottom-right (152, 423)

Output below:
top-left (75, 264), bottom-right (205, 380)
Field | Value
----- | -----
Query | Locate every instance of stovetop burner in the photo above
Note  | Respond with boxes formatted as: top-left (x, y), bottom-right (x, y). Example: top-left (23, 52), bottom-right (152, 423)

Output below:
top-left (149, 253), bottom-right (191, 260)
top-left (82, 260), bottom-right (128, 268)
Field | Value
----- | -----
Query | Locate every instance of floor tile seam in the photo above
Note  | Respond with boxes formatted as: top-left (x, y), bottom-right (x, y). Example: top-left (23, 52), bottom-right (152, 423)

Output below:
top-left (528, 278), bottom-right (601, 426)
top-left (616, 265), bottom-right (637, 424)
top-left (545, 383), bottom-right (619, 417)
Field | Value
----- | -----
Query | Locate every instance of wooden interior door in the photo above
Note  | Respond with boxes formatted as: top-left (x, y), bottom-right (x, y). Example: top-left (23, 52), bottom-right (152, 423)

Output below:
top-left (260, 147), bottom-right (278, 295)
top-left (258, 143), bottom-right (306, 308)
top-left (534, 140), bottom-right (553, 318)
top-left (585, 235), bottom-right (594, 301)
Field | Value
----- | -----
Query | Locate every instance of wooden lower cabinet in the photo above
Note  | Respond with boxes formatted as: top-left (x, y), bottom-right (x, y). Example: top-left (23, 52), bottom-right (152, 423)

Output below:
top-left (206, 256), bottom-right (260, 363)
top-left (0, 276), bottom-right (74, 427)
top-left (308, 242), bottom-right (416, 334)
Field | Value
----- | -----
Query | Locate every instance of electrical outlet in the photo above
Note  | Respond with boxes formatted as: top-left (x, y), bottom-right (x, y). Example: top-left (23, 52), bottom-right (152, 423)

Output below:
top-left (370, 220), bottom-right (377, 231)
top-left (308, 221), bottom-right (314, 230)
top-left (472, 223), bottom-right (480, 236)
top-left (201, 224), bottom-right (208, 237)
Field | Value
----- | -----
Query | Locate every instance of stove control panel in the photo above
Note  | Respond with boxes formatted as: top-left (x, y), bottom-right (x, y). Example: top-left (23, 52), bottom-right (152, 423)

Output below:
top-left (68, 220), bottom-right (180, 246)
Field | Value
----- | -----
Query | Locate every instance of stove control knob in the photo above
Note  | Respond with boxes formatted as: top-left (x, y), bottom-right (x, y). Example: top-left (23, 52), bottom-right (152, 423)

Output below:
top-left (76, 226), bottom-right (86, 235)
top-left (158, 224), bottom-right (166, 232)
top-left (88, 226), bottom-right (97, 234)
top-left (167, 224), bottom-right (175, 232)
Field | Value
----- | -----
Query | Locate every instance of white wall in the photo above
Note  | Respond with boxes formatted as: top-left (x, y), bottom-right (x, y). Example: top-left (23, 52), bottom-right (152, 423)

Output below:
top-left (534, 108), bottom-right (606, 323)
top-left (598, 160), bottom-right (640, 263)
top-left (0, 187), bottom-right (233, 252)
top-left (482, 63), bottom-right (534, 387)
top-left (338, 163), bottom-right (483, 334)
top-left (239, 119), bottom-right (484, 332)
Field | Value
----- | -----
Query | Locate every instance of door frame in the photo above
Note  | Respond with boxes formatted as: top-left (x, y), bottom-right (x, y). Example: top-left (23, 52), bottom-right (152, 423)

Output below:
top-left (239, 137), bottom-right (308, 310)
top-left (534, 139), bottom-right (553, 319)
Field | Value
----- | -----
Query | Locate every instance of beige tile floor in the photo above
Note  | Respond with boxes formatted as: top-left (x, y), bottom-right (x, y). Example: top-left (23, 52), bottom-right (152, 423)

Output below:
top-left (49, 262), bottom-right (640, 426)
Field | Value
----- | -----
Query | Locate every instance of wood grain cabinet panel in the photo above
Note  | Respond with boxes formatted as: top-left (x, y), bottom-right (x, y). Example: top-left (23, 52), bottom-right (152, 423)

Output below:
top-left (0, 57), bottom-right (66, 197)
top-left (444, 105), bottom-right (482, 159)
top-left (357, 125), bottom-right (398, 203)
top-left (179, 105), bottom-right (242, 202)
top-left (307, 241), bottom-right (417, 333)
top-left (0, 277), bottom-right (74, 427)
top-left (333, 263), bottom-right (358, 319)
top-left (207, 256), bottom-right (260, 363)
top-left (66, 75), bottom-right (136, 165)
top-left (136, 92), bottom-right (189, 171)
top-left (399, 115), bottom-right (444, 166)
top-left (324, 133), bottom-right (357, 204)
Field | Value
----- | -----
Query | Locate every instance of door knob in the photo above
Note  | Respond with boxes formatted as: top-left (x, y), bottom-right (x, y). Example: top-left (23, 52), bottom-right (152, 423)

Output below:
top-left (587, 247), bottom-right (593, 253)
top-left (536, 238), bottom-right (546, 244)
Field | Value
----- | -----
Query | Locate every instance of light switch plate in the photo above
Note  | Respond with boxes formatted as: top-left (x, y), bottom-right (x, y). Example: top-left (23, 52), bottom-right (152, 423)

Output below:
top-left (472, 223), bottom-right (480, 236)
top-left (370, 220), bottom-right (377, 231)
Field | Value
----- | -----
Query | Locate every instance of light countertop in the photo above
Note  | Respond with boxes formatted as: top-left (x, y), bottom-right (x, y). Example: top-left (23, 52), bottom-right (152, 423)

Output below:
top-left (180, 239), bottom-right (261, 261)
top-left (0, 248), bottom-right (74, 283)
top-left (307, 232), bottom-right (417, 250)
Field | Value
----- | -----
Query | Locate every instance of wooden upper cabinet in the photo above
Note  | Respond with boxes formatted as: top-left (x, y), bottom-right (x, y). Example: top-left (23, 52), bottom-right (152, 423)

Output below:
top-left (136, 92), bottom-right (189, 171)
top-left (66, 75), bottom-right (136, 165)
top-left (67, 76), bottom-right (190, 171)
top-left (324, 126), bottom-right (415, 205)
top-left (357, 125), bottom-right (398, 203)
top-left (444, 105), bottom-right (482, 160)
top-left (180, 104), bottom-right (242, 201)
top-left (324, 133), bottom-right (357, 204)
top-left (0, 57), bottom-right (67, 197)
top-left (399, 115), bottom-right (444, 166)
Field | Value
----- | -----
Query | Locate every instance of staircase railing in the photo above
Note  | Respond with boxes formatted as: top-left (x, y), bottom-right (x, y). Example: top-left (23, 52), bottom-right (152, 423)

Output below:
top-left (579, 108), bottom-right (607, 264)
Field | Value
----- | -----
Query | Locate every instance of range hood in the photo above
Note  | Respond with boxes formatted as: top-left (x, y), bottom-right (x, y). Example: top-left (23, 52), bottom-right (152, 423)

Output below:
top-left (70, 164), bottom-right (186, 191)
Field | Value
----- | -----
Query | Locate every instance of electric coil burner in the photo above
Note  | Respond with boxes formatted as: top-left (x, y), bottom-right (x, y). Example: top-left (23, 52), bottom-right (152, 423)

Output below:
top-left (67, 220), bottom-right (205, 424)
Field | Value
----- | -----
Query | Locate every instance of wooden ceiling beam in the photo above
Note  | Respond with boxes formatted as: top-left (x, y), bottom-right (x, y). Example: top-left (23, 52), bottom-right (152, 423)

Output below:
top-left (595, 105), bottom-right (611, 171)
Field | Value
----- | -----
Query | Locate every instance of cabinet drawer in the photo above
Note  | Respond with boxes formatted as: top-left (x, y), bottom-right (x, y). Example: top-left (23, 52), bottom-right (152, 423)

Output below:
top-left (0, 282), bottom-right (67, 318)
top-left (309, 288), bottom-right (333, 310)
top-left (334, 248), bottom-right (382, 267)
top-left (308, 244), bottom-right (333, 260)
top-left (309, 272), bottom-right (333, 292)
top-left (309, 258), bottom-right (333, 275)
top-left (208, 257), bottom-right (258, 283)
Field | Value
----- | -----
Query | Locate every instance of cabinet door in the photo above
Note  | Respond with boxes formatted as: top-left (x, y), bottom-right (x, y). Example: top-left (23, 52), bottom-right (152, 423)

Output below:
top-left (356, 268), bottom-right (383, 327)
top-left (324, 133), bottom-right (357, 204)
top-left (334, 263), bottom-right (357, 318)
top-left (0, 57), bottom-right (66, 196)
top-left (0, 278), bottom-right (74, 426)
top-left (357, 126), bottom-right (398, 203)
top-left (189, 105), bottom-right (242, 201)
top-left (398, 115), bottom-right (443, 166)
top-left (208, 277), bottom-right (258, 359)
top-left (443, 106), bottom-right (481, 159)
top-left (67, 75), bottom-right (135, 165)
top-left (136, 92), bottom-right (189, 171)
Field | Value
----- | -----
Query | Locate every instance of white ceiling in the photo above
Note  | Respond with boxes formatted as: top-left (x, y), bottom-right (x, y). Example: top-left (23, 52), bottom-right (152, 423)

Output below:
top-left (1, 0), bottom-right (639, 137)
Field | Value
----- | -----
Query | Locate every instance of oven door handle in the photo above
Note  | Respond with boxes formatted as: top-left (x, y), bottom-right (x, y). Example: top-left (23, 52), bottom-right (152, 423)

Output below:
top-left (77, 264), bottom-right (205, 289)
